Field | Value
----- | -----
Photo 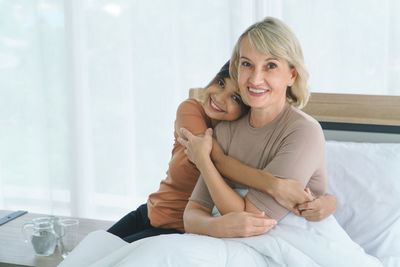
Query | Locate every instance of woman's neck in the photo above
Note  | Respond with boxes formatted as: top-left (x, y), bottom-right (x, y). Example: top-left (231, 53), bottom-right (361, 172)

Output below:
top-left (249, 101), bottom-right (286, 128)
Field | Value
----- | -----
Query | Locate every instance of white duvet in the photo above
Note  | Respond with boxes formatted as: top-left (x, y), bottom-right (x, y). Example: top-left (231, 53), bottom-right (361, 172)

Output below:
top-left (59, 213), bottom-right (383, 267)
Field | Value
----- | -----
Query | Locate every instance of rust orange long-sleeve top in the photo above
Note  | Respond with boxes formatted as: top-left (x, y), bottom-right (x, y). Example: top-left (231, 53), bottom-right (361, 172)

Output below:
top-left (147, 98), bottom-right (210, 232)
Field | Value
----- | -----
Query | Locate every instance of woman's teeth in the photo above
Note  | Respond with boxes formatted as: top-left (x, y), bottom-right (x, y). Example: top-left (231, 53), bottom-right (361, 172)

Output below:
top-left (249, 87), bottom-right (268, 93)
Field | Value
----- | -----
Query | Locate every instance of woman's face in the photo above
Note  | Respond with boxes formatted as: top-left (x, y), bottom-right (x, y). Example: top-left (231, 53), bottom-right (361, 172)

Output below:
top-left (203, 77), bottom-right (244, 121)
top-left (237, 35), bottom-right (297, 110)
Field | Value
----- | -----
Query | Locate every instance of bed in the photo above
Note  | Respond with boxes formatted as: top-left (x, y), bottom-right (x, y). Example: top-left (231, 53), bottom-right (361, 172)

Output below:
top-left (59, 92), bottom-right (400, 267)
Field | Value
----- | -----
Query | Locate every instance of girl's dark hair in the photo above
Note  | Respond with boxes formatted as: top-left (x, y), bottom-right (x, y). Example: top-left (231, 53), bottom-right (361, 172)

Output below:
top-left (206, 60), bottom-right (231, 88)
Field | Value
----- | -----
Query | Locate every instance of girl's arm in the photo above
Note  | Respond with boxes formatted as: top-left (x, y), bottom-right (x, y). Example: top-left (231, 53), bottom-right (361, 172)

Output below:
top-left (179, 128), bottom-right (277, 217)
top-left (179, 128), bottom-right (246, 215)
top-left (181, 127), bottom-right (337, 221)
top-left (212, 139), bottom-right (338, 221)
top-left (210, 138), bottom-right (313, 214)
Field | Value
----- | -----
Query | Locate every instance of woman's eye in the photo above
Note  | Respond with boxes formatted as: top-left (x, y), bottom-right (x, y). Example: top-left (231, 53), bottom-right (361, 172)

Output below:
top-left (217, 79), bottom-right (225, 88)
top-left (241, 61), bottom-right (251, 67)
top-left (267, 63), bottom-right (277, 69)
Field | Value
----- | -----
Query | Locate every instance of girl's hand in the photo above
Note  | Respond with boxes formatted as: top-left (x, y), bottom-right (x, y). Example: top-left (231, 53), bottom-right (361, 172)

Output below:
top-left (273, 179), bottom-right (314, 215)
top-left (297, 190), bottom-right (337, 221)
top-left (178, 128), bottom-right (213, 166)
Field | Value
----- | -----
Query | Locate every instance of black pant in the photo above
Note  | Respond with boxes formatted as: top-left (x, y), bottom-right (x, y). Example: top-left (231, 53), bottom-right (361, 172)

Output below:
top-left (107, 203), bottom-right (181, 243)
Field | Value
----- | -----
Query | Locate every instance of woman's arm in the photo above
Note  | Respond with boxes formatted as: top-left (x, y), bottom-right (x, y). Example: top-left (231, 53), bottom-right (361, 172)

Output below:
top-left (183, 200), bottom-right (276, 238)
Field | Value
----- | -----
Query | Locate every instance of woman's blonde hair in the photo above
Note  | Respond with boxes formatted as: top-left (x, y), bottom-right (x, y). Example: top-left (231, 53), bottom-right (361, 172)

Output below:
top-left (229, 17), bottom-right (310, 108)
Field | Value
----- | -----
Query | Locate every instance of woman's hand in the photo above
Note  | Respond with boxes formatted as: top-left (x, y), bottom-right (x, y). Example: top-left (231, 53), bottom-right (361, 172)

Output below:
top-left (214, 211), bottom-right (277, 238)
top-left (178, 128), bottom-right (213, 167)
top-left (184, 201), bottom-right (276, 238)
top-left (297, 190), bottom-right (337, 221)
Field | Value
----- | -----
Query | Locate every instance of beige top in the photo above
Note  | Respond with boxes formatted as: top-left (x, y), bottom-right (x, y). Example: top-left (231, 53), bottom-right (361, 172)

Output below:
top-left (189, 103), bottom-right (327, 221)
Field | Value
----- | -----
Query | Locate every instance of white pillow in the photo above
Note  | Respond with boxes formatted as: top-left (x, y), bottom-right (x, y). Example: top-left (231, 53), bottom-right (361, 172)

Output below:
top-left (326, 141), bottom-right (400, 265)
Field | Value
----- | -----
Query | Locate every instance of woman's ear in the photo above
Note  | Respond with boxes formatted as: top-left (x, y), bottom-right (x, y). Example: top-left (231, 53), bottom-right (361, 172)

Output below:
top-left (288, 67), bottom-right (297, 86)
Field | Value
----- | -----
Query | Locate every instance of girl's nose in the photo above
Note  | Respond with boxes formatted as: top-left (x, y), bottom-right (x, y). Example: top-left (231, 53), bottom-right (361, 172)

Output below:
top-left (214, 90), bottom-right (229, 104)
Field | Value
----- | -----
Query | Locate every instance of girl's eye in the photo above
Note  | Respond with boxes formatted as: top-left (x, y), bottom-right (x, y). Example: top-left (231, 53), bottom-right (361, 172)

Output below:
top-left (217, 79), bottom-right (225, 88)
top-left (232, 94), bottom-right (241, 104)
top-left (241, 61), bottom-right (251, 67)
top-left (267, 63), bottom-right (277, 69)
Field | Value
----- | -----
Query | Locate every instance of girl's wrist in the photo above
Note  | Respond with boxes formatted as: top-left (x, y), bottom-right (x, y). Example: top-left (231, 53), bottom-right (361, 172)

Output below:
top-left (266, 175), bottom-right (280, 197)
top-left (213, 153), bottom-right (226, 171)
top-left (196, 154), bottom-right (213, 170)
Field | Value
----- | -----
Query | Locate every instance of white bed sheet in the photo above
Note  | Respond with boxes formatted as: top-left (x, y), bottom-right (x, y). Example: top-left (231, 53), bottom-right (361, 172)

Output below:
top-left (59, 213), bottom-right (382, 267)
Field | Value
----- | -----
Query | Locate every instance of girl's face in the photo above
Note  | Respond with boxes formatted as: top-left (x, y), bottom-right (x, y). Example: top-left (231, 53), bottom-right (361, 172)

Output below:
top-left (203, 77), bottom-right (244, 121)
top-left (237, 35), bottom-right (297, 111)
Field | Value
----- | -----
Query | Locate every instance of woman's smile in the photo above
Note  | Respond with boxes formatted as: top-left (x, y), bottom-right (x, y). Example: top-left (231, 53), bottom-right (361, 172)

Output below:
top-left (248, 86), bottom-right (270, 97)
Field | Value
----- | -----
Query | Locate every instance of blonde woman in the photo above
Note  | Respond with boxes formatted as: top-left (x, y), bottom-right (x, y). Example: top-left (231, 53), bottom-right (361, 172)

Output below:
top-left (181, 17), bottom-right (336, 238)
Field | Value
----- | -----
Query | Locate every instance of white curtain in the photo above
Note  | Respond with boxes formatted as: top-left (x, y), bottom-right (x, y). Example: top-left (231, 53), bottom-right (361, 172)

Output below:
top-left (1, 0), bottom-right (399, 221)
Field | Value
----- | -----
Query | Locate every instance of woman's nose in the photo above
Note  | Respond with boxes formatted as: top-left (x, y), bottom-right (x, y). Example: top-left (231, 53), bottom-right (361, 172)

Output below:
top-left (249, 68), bottom-right (263, 85)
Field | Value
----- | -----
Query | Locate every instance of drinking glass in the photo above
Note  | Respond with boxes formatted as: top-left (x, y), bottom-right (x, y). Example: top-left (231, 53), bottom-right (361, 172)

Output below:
top-left (58, 219), bottom-right (80, 258)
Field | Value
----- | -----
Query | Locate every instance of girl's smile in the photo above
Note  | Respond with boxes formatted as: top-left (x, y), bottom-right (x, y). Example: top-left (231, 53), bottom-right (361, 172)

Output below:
top-left (209, 96), bottom-right (225, 113)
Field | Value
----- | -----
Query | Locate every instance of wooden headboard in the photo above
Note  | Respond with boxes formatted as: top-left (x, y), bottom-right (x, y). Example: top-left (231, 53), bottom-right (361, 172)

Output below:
top-left (302, 93), bottom-right (400, 127)
top-left (189, 88), bottom-right (206, 101)
top-left (302, 93), bottom-right (400, 135)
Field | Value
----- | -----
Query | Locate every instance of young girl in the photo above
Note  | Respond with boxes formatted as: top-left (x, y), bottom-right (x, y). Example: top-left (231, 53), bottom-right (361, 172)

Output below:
top-left (108, 60), bottom-right (336, 242)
